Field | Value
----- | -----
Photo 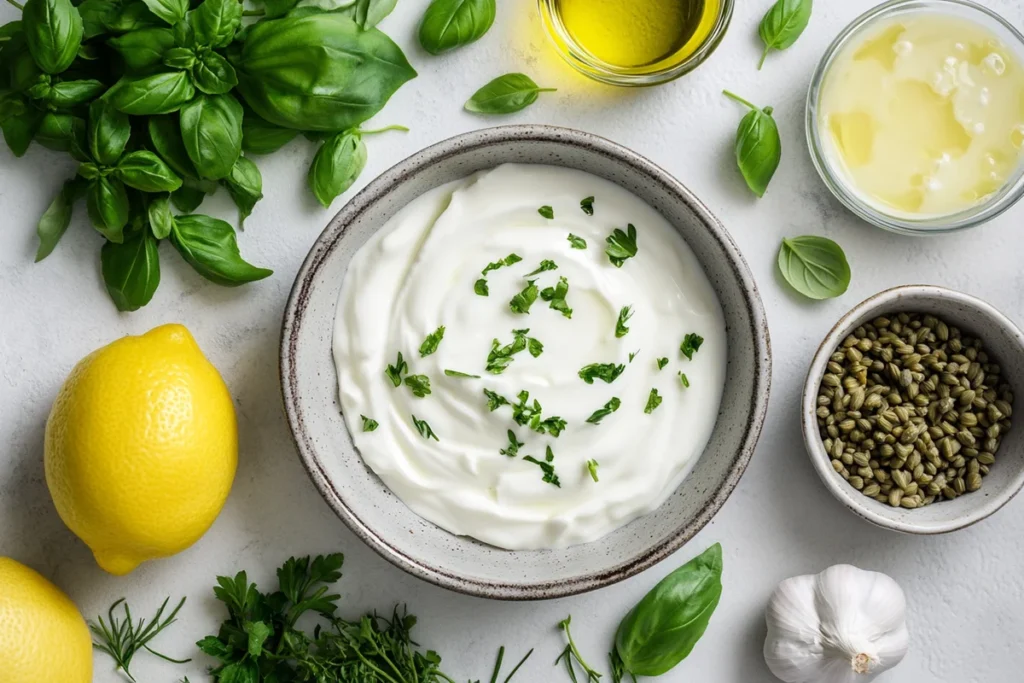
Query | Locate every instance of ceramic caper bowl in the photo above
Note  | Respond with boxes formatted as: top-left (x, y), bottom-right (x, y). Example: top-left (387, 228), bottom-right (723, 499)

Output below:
top-left (280, 125), bottom-right (772, 600)
top-left (803, 285), bottom-right (1024, 534)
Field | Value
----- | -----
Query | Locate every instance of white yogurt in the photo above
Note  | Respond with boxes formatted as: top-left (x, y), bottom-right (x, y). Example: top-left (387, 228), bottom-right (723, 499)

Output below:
top-left (333, 164), bottom-right (727, 550)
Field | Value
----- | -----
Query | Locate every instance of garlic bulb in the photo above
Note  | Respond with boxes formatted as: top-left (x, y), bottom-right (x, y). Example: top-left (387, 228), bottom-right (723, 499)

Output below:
top-left (764, 564), bottom-right (909, 683)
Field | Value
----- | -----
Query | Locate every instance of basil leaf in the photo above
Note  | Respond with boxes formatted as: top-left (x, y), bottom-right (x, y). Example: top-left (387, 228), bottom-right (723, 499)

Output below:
top-left (241, 109), bottom-right (297, 154)
top-left (147, 193), bottom-right (174, 239)
top-left (777, 235), bottom-right (851, 300)
top-left (108, 27), bottom-right (175, 71)
top-left (189, 0), bottom-right (242, 49)
top-left (758, 0), bottom-right (812, 70)
top-left (418, 0), bottom-right (495, 55)
top-left (116, 150), bottom-right (183, 192)
top-left (103, 1), bottom-right (161, 33)
top-left (148, 114), bottom-right (200, 179)
top-left (140, 0), bottom-right (188, 26)
top-left (101, 227), bottom-right (161, 311)
top-left (345, 0), bottom-right (397, 29)
top-left (170, 213), bottom-right (273, 285)
top-left (35, 112), bottom-right (87, 159)
top-left (78, 0), bottom-right (117, 39)
top-left (162, 46), bottom-right (195, 69)
top-left (2, 107), bottom-right (43, 157)
top-left (86, 176), bottom-right (130, 242)
top-left (180, 93), bottom-right (243, 180)
top-left (36, 176), bottom-right (87, 261)
top-left (224, 155), bottom-right (263, 226)
top-left (45, 79), bottom-right (105, 107)
top-left (172, 16), bottom-right (194, 46)
top-left (235, 13), bottom-right (416, 132)
top-left (615, 543), bottom-right (723, 676)
top-left (0, 91), bottom-right (27, 124)
top-left (308, 131), bottom-right (366, 208)
top-left (263, 0), bottom-right (299, 18)
top-left (23, 0), bottom-right (84, 75)
top-left (723, 90), bottom-right (781, 198)
top-left (192, 50), bottom-right (237, 95)
top-left (465, 73), bottom-right (555, 114)
top-left (171, 183), bottom-right (206, 212)
top-left (107, 70), bottom-right (196, 115)
top-left (88, 99), bottom-right (131, 166)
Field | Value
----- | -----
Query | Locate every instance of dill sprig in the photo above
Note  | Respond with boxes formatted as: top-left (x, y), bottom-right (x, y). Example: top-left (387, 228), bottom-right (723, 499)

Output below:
top-left (90, 597), bottom-right (191, 682)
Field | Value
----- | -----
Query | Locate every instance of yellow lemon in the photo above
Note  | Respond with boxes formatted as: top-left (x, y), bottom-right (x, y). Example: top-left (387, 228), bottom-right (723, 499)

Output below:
top-left (0, 557), bottom-right (93, 683)
top-left (44, 324), bottom-right (237, 575)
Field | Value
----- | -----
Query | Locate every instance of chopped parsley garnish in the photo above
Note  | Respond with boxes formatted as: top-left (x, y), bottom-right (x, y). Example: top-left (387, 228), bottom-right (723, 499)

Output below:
top-left (524, 446), bottom-right (561, 487)
top-left (580, 196), bottom-right (594, 216)
top-left (445, 369), bottom-right (481, 379)
top-left (605, 224), bottom-right (638, 268)
top-left (525, 260), bottom-right (558, 276)
top-left (644, 389), bottom-right (662, 414)
top-left (538, 206), bottom-right (554, 219)
top-left (360, 415), bottom-right (379, 432)
top-left (500, 429), bottom-right (525, 457)
top-left (474, 279), bottom-right (489, 296)
top-left (486, 329), bottom-right (541, 374)
top-left (657, 357), bottom-right (669, 370)
top-left (482, 253), bottom-right (523, 276)
top-left (404, 374), bottom-right (432, 398)
top-left (536, 415), bottom-right (567, 437)
top-left (578, 363), bottom-right (626, 385)
top-left (509, 280), bottom-right (539, 314)
top-left (506, 390), bottom-right (566, 436)
top-left (540, 276), bottom-right (572, 319)
top-left (615, 306), bottom-right (633, 338)
top-left (629, 350), bottom-right (639, 363)
top-left (528, 337), bottom-right (544, 357)
top-left (586, 397), bottom-right (621, 425)
top-left (679, 372), bottom-right (690, 388)
top-left (384, 352), bottom-right (408, 387)
top-left (411, 415), bottom-right (438, 441)
top-left (587, 459), bottom-right (599, 482)
top-left (484, 389), bottom-right (510, 411)
top-left (680, 333), bottom-right (705, 360)
top-left (567, 233), bottom-right (587, 249)
top-left (511, 390), bottom-right (542, 427)
top-left (418, 326), bottom-right (445, 357)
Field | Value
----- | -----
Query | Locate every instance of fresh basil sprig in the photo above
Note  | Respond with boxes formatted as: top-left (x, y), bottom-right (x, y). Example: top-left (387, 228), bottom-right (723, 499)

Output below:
top-left (723, 90), bottom-right (781, 198)
top-left (465, 73), bottom-right (556, 115)
top-left (170, 214), bottom-right (273, 286)
top-left (777, 235), bottom-right (851, 299)
top-left (418, 0), bottom-right (496, 55)
top-left (758, 0), bottom-right (812, 70)
top-left (308, 125), bottom-right (406, 208)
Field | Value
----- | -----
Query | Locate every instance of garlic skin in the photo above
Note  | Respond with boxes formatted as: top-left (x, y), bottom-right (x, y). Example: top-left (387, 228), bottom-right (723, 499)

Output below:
top-left (764, 565), bottom-right (909, 683)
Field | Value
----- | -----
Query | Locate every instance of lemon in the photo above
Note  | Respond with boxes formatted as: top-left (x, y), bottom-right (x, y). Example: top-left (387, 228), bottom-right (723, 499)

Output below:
top-left (0, 557), bottom-right (93, 683)
top-left (44, 324), bottom-right (237, 575)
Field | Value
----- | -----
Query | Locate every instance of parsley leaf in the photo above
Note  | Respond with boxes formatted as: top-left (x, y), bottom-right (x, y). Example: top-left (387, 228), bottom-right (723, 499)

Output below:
top-left (657, 357), bottom-right (669, 370)
top-left (587, 459), bottom-right (599, 482)
top-left (535, 415), bottom-right (567, 437)
top-left (615, 306), bottom-right (633, 338)
top-left (605, 224), bottom-right (638, 268)
top-left (578, 363), bottom-right (626, 384)
top-left (511, 390), bottom-right (543, 427)
top-left (528, 337), bottom-right (544, 357)
top-left (484, 388), bottom-right (510, 411)
top-left (509, 280), bottom-right (539, 314)
top-left (445, 369), bottom-right (481, 378)
top-left (580, 196), bottom-right (594, 216)
top-left (629, 350), bottom-right (639, 363)
top-left (680, 372), bottom-right (690, 388)
top-left (482, 253), bottom-right (523, 276)
top-left (404, 374), bottom-right (432, 398)
top-left (644, 389), bottom-right (663, 414)
top-left (525, 260), bottom-right (558, 276)
top-left (500, 429), bottom-right (525, 457)
top-left (540, 276), bottom-right (572, 319)
top-left (487, 329), bottom-right (542, 374)
top-left (585, 397), bottom-right (621, 425)
top-left (360, 415), bottom-right (379, 432)
top-left (412, 415), bottom-right (439, 441)
top-left (538, 205), bottom-right (554, 219)
top-left (384, 352), bottom-right (408, 387)
top-left (523, 446), bottom-right (561, 487)
top-left (567, 233), bottom-right (587, 249)
top-left (419, 326), bottom-right (446, 356)
top-left (681, 333), bottom-right (705, 360)
top-left (474, 278), bottom-right (489, 296)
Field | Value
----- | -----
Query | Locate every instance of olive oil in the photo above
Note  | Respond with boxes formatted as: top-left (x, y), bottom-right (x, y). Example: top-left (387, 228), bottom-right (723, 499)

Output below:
top-left (552, 0), bottom-right (721, 70)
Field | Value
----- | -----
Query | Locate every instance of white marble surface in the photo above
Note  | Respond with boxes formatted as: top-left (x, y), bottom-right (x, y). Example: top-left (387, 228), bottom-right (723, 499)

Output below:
top-left (2, 1), bottom-right (1024, 681)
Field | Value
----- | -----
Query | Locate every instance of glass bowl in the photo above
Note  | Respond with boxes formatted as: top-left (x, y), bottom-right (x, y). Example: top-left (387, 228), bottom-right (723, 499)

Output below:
top-left (806, 0), bottom-right (1024, 235)
top-left (538, 0), bottom-right (734, 87)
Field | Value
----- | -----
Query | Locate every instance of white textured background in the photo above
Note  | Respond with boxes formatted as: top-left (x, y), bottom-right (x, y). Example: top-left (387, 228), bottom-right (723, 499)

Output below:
top-left (2, 1), bottom-right (1024, 681)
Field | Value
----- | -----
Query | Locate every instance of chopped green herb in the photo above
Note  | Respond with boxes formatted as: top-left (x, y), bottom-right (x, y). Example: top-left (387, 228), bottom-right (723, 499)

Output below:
top-left (567, 233), bottom-right (587, 249)
top-left (509, 280), bottom-right (539, 314)
top-left (580, 196), bottom-right (595, 216)
top-left (525, 260), bottom-right (558, 276)
top-left (657, 357), bottom-right (669, 370)
top-left (535, 415), bottom-right (567, 437)
top-left (404, 374), bottom-right (432, 398)
top-left (681, 333), bottom-right (705, 360)
top-left (538, 205), bottom-right (554, 219)
top-left (615, 306), bottom-right (633, 338)
top-left (629, 350), bottom-right (640, 363)
top-left (523, 446), bottom-right (561, 487)
top-left (528, 337), bottom-right (544, 357)
top-left (645, 388), bottom-right (663, 414)
top-left (360, 415), bottom-right (379, 432)
top-left (486, 329), bottom-right (541, 374)
top-left (474, 278), bottom-right (490, 296)
top-left (419, 326), bottom-right (446, 357)
top-left (586, 397), bottom-right (621, 425)
top-left (445, 369), bottom-right (481, 379)
top-left (412, 415), bottom-right (438, 441)
top-left (500, 429), bottom-right (525, 457)
top-left (484, 388), bottom-right (510, 411)
top-left (556, 616), bottom-right (603, 681)
top-left (679, 372), bottom-right (690, 388)
top-left (587, 459), bottom-right (600, 482)
top-left (578, 363), bottom-right (626, 385)
top-left (540, 276), bottom-right (572, 319)
top-left (606, 224), bottom-right (638, 268)
top-left (511, 390), bottom-right (543, 427)
top-left (385, 352), bottom-right (408, 387)
top-left (482, 253), bottom-right (523, 276)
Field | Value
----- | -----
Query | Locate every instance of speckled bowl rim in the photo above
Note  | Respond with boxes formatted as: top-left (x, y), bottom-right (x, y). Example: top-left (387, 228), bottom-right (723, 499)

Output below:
top-left (802, 284), bottom-right (1024, 534)
top-left (280, 125), bottom-right (772, 599)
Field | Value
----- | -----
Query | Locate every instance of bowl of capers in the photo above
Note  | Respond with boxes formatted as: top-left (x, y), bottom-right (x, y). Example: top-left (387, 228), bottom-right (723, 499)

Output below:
top-left (802, 285), bottom-right (1024, 534)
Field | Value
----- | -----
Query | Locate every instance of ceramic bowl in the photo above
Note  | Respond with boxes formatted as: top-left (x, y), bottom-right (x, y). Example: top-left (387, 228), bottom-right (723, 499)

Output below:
top-left (803, 285), bottom-right (1024, 534)
top-left (280, 125), bottom-right (771, 600)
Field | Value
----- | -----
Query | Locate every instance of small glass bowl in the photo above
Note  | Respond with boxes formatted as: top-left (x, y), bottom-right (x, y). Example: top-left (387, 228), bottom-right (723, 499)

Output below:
top-left (537, 0), bottom-right (734, 87)
top-left (806, 0), bottom-right (1024, 235)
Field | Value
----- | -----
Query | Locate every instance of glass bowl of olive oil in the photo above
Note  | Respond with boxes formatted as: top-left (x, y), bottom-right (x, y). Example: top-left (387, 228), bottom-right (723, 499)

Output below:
top-left (539, 0), bottom-right (734, 86)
